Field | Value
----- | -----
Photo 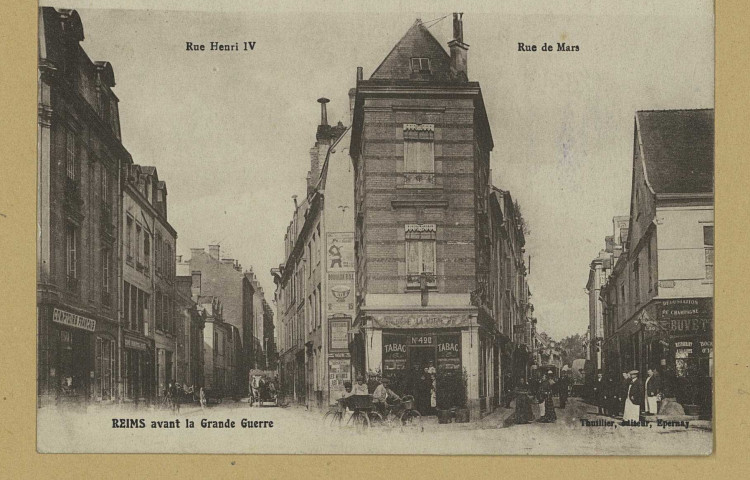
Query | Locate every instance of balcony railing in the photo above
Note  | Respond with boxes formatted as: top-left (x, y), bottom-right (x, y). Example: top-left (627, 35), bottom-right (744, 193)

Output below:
top-left (403, 171), bottom-right (435, 187)
top-left (406, 272), bottom-right (436, 288)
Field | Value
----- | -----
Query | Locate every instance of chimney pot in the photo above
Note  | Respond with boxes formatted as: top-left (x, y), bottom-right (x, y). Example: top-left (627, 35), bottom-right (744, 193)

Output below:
top-left (317, 97), bottom-right (330, 126)
top-left (453, 12), bottom-right (464, 44)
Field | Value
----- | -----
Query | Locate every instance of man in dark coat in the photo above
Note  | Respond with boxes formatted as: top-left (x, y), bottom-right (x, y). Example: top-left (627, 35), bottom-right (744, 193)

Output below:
top-left (593, 372), bottom-right (605, 414)
top-left (557, 373), bottom-right (569, 409)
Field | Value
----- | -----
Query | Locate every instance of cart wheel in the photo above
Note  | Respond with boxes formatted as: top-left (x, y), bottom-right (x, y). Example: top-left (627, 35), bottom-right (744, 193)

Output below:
top-left (400, 409), bottom-right (423, 433)
top-left (349, 411), bottom-right (370, 433)
top-left (368, 411), bottom-right (385, 427)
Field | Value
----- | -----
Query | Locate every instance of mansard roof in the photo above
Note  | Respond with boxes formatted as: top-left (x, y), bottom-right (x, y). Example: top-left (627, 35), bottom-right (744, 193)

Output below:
top-left (636, 109), bottom-right (714, 195)
top-left (370, 19), bottom-right (452, 81)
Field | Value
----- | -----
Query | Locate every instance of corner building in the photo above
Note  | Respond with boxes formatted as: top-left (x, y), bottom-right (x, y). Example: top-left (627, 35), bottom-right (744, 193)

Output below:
top-left (350, 15), bottom-right (496, 417)
top-left (37, 8), bottom-right (128, 406)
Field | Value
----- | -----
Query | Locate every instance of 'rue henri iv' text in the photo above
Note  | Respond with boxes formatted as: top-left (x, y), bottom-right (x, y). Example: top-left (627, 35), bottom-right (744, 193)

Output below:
top-left (186, 41), bottom-right (256, 51)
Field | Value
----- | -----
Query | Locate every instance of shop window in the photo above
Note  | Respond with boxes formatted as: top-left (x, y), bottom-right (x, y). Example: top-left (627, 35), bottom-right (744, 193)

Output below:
top-left (703, 225), bottom-right (714, 280)
top-left (403, 124), bottom-right (435, 186)
top-left (406, 224), bottom-right (437, 287)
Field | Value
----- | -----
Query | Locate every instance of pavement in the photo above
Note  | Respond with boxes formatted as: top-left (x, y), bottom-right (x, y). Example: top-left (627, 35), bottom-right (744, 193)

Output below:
top-left (37, 396), bottom-right (713, 454)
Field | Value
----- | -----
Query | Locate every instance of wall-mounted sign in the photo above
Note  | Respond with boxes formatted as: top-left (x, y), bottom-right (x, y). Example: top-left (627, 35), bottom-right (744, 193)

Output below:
top-left (656, 298), bottom-right (712, 320)
top-left (329, 318), bottom-right (351, 352)
top-left (371, 314), bottom-right (472, 329)
top-left (52, 308), bottom-right (96, 332)
top-left (326, 232), bottom-right (354, 272)
top-left (329, 358), bottom-right (351, 398)
top-left (124, 336), bottom-right (149, 351)
top-left (327, 271), bottom-right (354, 312)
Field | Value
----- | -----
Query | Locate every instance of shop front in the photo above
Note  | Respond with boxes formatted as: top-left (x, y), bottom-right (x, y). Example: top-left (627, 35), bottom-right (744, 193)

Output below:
top-left (123, 333), bottom-right (154, 404)
top-left (646, 298), bottom-right (713, 415)
top-left (37, 306), bottom-right (119, 406)
top-left (362, 310), bottom-right (490, 417)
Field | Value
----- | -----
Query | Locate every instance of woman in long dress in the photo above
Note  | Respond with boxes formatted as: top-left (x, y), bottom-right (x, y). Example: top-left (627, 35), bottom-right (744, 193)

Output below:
top-left (539, 374), bottom-right (557, 423)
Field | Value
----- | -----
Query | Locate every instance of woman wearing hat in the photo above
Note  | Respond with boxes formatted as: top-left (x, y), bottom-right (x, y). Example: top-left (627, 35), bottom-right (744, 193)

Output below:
top-left (623, 370), bottom-right (644, 422)
top-left (538, 371), bottom-right (557, 423)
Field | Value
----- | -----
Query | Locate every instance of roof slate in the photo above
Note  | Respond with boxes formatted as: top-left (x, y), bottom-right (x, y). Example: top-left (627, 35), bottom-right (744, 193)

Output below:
top-left (370, 19), bottom-right (452, 81)
top-left (636, 109), bottom-right (714, 194)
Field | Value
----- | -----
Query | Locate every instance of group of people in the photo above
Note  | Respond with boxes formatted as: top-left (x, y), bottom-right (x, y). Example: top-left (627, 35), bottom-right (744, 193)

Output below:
top-left (511, 370), bottom-right (570, 425)
top-left (592, 368), bottom-right (663, 420)
top-left (338, 375), bottom-right (406, 418)
top-left (249, 374), bottom-right (278, 406)
top-left (163, 382), bottom-right (207, 412)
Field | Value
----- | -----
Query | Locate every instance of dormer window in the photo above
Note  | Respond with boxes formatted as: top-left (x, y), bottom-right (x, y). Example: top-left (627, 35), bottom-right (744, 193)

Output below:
top-left (411, 57), bottom-right (431, 73)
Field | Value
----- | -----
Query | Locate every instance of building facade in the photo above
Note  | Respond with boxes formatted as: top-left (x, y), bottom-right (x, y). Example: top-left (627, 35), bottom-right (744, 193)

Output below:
top-left (122, 164), bottom-right (178, 401)
top-left (585, 216), bottom-right (627, 373)
top-left (350, 15), bottom-right (499, 417)
top-left (37, 8), bottom-right (128, 406)
top-left (601, 109), bottom-right (714, 415)
top-left (274, 99), bottom-right (352, 408)
top-left (489, 188), bottom-right (533, 396)
top-left (175, 276), bottom-right (205, 389)
top-left (179, 246), bottom-right (259, 395)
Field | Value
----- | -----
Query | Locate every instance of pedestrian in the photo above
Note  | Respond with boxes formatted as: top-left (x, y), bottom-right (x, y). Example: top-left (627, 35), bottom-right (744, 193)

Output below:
top-left (618, 372), bottom-right (630, 417)
top-left (513, 379), bottom-right (534, 424)
top-left (623, 370), bottom-right (643, 422)
top-left (538, 371), bottom-right (557, 423)
top-left (557, 373), bottom-right (569, 409)
top-left (199, 386), bottom-right (207, 411)
top-left (644, 368), bottom-right (662, 415)
top-left (352, 375), bottom-right (369, 395)
top-left (593, 372), bottom-right (605, 414)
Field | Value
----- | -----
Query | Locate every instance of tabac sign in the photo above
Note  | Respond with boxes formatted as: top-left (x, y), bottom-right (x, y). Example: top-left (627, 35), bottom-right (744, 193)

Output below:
top-left (52, 308), bottom-right (96, 332)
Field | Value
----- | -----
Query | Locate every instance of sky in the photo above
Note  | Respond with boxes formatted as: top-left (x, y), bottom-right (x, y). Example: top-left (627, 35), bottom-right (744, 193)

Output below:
top-left (54, 1), bottom-right (713, 340)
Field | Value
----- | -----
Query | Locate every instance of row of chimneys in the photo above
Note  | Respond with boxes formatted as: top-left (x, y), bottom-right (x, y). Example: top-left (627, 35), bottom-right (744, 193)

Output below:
top-left (188, 245), bottom-right (243, 272)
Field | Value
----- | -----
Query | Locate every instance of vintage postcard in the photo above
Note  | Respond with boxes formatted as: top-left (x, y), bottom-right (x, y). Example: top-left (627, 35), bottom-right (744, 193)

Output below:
top-left (35, 0), bottom-right (714, 454)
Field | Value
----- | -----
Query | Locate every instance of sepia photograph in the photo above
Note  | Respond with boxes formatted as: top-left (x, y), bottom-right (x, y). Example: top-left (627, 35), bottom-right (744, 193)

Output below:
top-left (35, 0), bottom-right (714, 455)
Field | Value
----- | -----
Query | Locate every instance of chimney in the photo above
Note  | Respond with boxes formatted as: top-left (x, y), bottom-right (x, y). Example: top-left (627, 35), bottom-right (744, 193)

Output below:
top-left (208, 244), bottom-right (220, 260)
top-left (448, 13), bottom-right (468, 81)
top-left (356, 66), bottom-right (363, 82)
top-left (348, 88), bottom-right (356, 125)
top-left (317, 97), bottom-right (329, 126)
top-left (190, 247), bottom-right (205, 258)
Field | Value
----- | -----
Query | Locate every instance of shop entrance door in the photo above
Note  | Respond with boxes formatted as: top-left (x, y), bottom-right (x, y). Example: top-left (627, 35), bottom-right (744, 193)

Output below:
top-left (408, 345), bottom-right (436, 372)
top-left (408, 346), bottom-right (436, 415)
